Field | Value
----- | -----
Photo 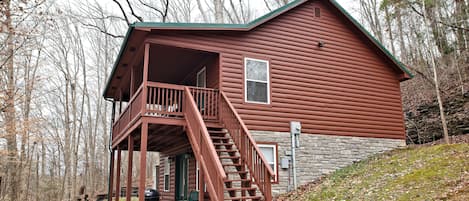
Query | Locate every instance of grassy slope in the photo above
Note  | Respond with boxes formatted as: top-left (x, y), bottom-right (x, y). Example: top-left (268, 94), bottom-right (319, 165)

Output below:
top-left (279, 144), bottom-right (469, 201)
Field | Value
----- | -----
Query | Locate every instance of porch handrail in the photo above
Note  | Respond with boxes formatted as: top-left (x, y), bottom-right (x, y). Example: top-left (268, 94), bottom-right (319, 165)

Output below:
top-left (183, 87), bottom-right (226, 201)
top-left (219, 92), bottom-right (274, 200)
top-left (112, 85), bottom-right (144, 127)
top-left (147, 81), bottom-right (185, 90)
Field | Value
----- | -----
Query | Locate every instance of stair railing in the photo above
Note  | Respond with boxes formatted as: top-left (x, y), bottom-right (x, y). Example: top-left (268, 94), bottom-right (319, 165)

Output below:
top-left (219, 92), bottom-right (274, 200)
top-left (183, 87), bottom-right (226, 201)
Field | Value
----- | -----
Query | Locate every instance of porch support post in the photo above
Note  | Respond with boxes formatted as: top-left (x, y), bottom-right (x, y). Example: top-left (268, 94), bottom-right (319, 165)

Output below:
top-left (108, 150), bottom-right (115, 201)
top-left (199, 167), bottom-right (205, 201)
top-left (141, 43), bottom-right (150, 115)
top-left (115, 148), bottom-right (122, 201)
top-left (119, 89), bottom-right (123, 114)
top-left (130, 65), bottom-right (135, 97)
top-left (126, 135), bottom-right (134, 201)
top-left (138, 122), bottom-right (148, 201)
top-left (143, 43), bottom-right (149, 83)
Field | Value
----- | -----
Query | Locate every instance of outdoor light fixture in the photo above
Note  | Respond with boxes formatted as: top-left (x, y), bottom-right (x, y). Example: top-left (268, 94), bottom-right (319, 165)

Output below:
top-left (318, 41), bottom-right (325, 47)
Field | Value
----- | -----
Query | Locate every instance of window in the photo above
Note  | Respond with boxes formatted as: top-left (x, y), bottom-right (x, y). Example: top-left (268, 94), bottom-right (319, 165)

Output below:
top-left (195, 162), bottom-right (199, 191)
top-left (163, 157), bottom-right (170, 192)
top-left (258, 143), bottom-right (277, 181)
top-left (195, 161), bottom-right (207, 192)
top-left (245, 58), bottom-right (270, 104)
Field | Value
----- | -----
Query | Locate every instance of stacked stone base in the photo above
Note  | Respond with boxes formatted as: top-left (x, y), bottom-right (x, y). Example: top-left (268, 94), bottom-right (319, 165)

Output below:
top-left (250, 131), bottom-right (405, 196)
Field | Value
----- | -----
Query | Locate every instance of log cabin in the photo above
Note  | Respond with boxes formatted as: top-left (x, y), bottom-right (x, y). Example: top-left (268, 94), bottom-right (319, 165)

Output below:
top-left (103, 0), bottom-right (413, 200)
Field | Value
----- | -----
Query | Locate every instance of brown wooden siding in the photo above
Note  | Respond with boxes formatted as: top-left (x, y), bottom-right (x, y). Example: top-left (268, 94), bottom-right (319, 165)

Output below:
top-left (158, 153), bottom-right (198, 201)
top-left (158, 155), bottom-right (175, 200)
top-left (147, 0), bottom-right (405, 139)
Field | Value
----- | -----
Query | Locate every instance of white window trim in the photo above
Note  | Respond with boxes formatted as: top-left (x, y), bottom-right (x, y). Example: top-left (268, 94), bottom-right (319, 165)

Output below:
top-left (244, 57), bottom-right (270, 104)
top-left (163, 157), bottom-right (170, 192)
top-left (195, 161), bottom-right (199, 191)
top-left (258, 143), bottom-right (277, 181)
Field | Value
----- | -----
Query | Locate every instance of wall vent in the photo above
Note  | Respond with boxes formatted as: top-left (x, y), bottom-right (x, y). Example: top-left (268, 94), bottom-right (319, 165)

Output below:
top-left (315, 7), bottom-right (321, 18)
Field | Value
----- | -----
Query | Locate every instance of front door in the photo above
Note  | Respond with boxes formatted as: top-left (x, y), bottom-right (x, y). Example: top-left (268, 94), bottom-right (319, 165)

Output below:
top-left (196, 67), bottom-right (207, 111)
top-left (196, 67), bottom-right (206, 88)
top-left (175, 154), bottom-right (189, 201)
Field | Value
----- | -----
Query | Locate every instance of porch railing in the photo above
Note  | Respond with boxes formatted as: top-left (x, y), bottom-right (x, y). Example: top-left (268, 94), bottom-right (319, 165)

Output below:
top-left (219, 92), bottom-right (274, 200)
top-left (112, 82), bottom-right (219, 142)
top-left (112, 85), bottom-right (144, 140)
top-left (146, 82), bottom-right (185, 118)
top-left (183, 87), bottom-right (225, 201)
top-left (189, 87), bottom-right (219, 120)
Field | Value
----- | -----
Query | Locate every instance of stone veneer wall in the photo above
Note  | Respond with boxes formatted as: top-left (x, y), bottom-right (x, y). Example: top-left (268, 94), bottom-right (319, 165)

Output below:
top-left (250, 131), bottom-right (406, 196)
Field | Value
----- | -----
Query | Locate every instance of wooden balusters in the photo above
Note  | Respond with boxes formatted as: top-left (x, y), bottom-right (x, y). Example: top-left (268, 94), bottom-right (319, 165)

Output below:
top-left (219, 92), bottom-right (274, 201)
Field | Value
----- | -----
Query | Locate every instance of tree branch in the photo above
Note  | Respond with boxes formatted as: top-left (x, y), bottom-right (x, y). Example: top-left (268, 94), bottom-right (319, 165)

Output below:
top-left (137, 0), bottom-right (169, 22)
top-left (111, 0), bottom-right (131, 25)
top-left (81, 23), bottom-right (125, 38)
top-left (409, 3), bottom-right (469, 31)
top-left (125, 0), bottom-right (143, 22)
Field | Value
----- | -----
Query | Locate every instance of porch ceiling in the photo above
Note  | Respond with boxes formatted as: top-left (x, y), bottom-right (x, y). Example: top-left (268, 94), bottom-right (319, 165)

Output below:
top-left (149, 44), bottom-right (217, 85)
top-left (120, 124), bottom-right (191, 154)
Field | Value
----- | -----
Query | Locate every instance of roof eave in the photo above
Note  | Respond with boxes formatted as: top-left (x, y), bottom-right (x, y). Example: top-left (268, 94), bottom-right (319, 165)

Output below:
top-left (102, 25), bottom-right (135, 98)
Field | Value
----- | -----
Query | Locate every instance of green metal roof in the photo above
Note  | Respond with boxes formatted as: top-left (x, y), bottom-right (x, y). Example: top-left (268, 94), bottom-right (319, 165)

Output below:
top-left (103, 0), bottom-right (413, 98)
top-left (131, 0), bottom-right (306, 30)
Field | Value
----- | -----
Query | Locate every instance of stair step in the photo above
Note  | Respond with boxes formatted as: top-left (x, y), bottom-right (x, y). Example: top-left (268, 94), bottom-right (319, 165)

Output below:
top-left (211, 136), bottom-right (230, 140)
top-left (220, 156), bottom-right (240, 159)
top-left (209, 130), bottom-right (228, 134)
top-left (224, 178), bottom-right (251, 182)
top-left (225, 187), bottom-right (257, 192)
top-left (214, 142), bottom-right (233, 146)
top-left (226, 170), bottom-right (248, 174)
top-left (206, 123), bottom-right (223, 128)
top-left (223, 163), bottom-right (242, 167)
top-left (216, 149), bottom-right (237, 153)
top-left (224, 196), bottom-right (262, 200)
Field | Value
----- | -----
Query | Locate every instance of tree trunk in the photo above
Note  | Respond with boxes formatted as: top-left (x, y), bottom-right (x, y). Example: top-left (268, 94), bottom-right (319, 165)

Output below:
top-left (214, 0), bottom-right (224, 23)
top-left (423, 0), bottom-right (450, 144)
top-left (384, 4), bottom-right (396, 55)
top-left (4, 0), bottom-right (20, 200)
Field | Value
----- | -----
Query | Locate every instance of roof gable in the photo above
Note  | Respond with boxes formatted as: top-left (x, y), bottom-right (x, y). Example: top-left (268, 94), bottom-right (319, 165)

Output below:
top-left (104, 0), bottom-right (412, 98)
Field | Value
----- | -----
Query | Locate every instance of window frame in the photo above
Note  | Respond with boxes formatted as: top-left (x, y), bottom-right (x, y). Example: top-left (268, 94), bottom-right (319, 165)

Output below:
top-left (244, 57), bottom-right (271, 104)
top-left (257, 142), bottom-right (278, 183)
top-left (163, 157), bottom-right (170, 192)
top-left (195, 161), bottom-right (199, 191)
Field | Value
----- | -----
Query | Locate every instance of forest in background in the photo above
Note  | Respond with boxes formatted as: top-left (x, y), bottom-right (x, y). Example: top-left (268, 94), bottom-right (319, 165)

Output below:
top-left (0, 0), bottom-right (467, 200)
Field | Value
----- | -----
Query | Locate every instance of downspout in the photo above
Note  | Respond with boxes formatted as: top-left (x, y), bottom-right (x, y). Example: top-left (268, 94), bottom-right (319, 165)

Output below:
top-left (106, 99), bottom-right (116, 201)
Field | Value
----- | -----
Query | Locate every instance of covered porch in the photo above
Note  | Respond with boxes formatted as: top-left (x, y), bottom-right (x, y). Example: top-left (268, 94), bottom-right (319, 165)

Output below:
top-left (106, 41), bottom-right (223, 201)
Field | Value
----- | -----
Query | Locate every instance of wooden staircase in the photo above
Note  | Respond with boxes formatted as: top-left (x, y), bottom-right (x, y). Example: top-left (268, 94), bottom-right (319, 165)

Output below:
top-left (184, 87), bottom-right (273, 201)
top-left (208, 127), bottom-right (263, 201)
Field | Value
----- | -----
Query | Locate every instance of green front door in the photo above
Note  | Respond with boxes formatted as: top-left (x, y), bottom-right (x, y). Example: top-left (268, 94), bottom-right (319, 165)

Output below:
top-left (175, 154), bottom-right (189, 201)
